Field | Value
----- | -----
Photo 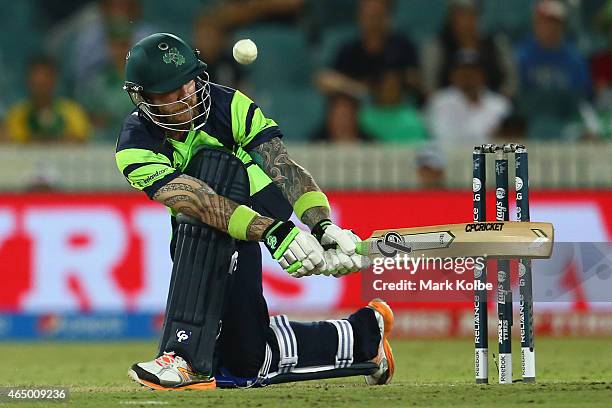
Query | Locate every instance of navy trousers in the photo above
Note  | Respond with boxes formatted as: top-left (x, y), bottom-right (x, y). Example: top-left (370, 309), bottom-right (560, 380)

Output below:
top-left (216, 241), bottom-right (381, 378)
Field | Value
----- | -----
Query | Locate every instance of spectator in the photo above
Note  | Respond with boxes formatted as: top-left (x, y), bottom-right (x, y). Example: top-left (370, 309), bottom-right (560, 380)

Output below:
top-left (516, 0), bottom-right (593, 139)
top-left (359, 69), bottom-right (428, 144)
top-left (193, 14), bottom-right (244, 89)
top-left (4, 56), bottom-right (91, 143)
top-left (78, 20), bottom-right (134, 142)
top-left (209, 0), bottom-right (304, 28)
top-left (591, 0), bottom-right (612, 139)
top-left (494, 114), bottom-right (528, 142)
top-left (0, 48), bottom-right (8, 118)
top-left (26, 162), bottom-right (61, 192)
top-left (0, 57), bottom-right (9, 135)
top-left (427, 49), bottom-right (511, 145)
top-left (311, 92), bottom-right (371, 143)
top-left (517, 0), bottom-right (591, 96)
top-left (421, 0), bottom-right (517, 97)
top-left (316, 0), bottom-right (420, 100)
top-left (69, 0), bottom-right (155, 90)
top-left (416, 147), bottom-right (446, 189)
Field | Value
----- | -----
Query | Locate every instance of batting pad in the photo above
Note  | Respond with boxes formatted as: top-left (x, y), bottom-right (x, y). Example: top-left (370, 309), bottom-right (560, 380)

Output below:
top-left (217, 316), bottom-right (372, 388)
top-left (215, 362), bottom-right (379, 388)
top-left (158, 147), bottom-right (250, 377)
top-left (328, 319), bottom-right (354, 368)
top-left (269, 315), bottom-right (299, 374)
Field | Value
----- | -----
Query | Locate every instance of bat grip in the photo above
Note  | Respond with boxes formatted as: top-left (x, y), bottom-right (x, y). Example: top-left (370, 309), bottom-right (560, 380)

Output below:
top-left (321, 241), bottom-right (369, 256)
top-left (355, 241), bottom-right (368, 256)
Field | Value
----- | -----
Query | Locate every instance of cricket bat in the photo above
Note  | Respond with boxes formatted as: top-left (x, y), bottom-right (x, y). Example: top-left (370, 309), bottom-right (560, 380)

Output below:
top-left (354, 221), bottom-right (554, 259)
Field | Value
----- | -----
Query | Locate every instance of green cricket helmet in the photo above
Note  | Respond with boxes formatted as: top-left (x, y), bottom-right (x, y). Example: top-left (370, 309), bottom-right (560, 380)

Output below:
top-left (123, 32), bottom-right (211, 132)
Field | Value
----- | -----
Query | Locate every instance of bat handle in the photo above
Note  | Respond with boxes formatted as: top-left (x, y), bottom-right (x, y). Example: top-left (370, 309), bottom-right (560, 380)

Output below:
top-left (322, 241), bottom-right (370, 256)
top-left (355, 241), bottom-right (369, 256)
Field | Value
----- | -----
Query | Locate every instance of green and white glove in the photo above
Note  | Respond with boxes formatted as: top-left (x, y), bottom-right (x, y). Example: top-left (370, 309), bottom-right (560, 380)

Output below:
top-left (263, 220), bottom-right (327, 278)
top-left (312, 219), bottom-right (370, 277)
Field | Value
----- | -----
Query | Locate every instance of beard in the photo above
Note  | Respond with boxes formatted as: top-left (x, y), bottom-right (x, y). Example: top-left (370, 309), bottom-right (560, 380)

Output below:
top-left (160, 94), bottom-right (201, 130)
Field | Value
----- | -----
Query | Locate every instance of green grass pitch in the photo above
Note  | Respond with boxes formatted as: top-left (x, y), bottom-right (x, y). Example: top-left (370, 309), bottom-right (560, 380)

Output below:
top-left (2, 338), bottom-right (611, 407)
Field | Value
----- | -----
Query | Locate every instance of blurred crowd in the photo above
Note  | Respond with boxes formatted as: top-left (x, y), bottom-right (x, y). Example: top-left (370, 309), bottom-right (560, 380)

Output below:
top-left (0, 0), bottom-right (611, 158)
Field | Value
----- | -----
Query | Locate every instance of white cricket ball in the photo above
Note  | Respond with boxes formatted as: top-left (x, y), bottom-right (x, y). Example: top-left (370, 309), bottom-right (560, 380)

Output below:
top-left (232, 39), bottom-right (258, 65)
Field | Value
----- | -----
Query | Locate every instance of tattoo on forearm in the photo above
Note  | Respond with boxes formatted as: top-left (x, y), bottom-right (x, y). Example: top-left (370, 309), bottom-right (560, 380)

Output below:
top-left (162, 194), bottom-right (191, 208)
top-left (246, 217), bottom-right (275, 241)
top-left (301, 207), bottom-right (331, 229)
top-left (152, 175), bottom-right (238, 233)
top-left (252, 138), bottom-right (316, 201)
top-left (152, 174), bottom-right (274, 241)
top-left (253, 138), bottom-right (330, 227)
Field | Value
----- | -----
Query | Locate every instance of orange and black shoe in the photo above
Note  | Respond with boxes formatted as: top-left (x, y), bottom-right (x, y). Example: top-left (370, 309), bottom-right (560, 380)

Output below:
top-left (128, 351), bottom-right (216, 390)
top-left (365, 298), bottom-right (395, 385)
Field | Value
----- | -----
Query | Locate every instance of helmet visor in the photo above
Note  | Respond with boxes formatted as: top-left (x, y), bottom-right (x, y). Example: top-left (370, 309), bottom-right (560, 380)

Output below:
top-left (126, 72), bottom-right (211, 133)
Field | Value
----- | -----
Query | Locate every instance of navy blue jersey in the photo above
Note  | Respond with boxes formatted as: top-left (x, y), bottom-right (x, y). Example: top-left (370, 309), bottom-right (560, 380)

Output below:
top-left (115, 82), bottom-right (291, 220)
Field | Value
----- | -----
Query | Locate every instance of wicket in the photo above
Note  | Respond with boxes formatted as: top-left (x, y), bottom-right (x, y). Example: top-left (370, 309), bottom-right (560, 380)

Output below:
top-left (472, 143), bottom-right (535, 384)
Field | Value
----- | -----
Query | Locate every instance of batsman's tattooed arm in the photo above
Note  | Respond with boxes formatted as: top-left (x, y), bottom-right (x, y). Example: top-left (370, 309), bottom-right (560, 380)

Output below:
top-left (152, 174), bottom-right (274, 240)
top-left (252, 137), bottom-right (330, 228)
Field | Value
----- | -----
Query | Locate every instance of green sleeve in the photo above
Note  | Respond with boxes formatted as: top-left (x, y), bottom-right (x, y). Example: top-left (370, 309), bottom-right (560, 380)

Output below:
top-left (115, 148), bottom-right (180, 197)
top-left (230, 90), bottom-right (281, 148)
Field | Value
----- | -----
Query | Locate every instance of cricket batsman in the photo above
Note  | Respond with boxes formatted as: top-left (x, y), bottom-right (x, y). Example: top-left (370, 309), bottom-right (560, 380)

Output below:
top-left (115, 32), bottom-right (394, 390)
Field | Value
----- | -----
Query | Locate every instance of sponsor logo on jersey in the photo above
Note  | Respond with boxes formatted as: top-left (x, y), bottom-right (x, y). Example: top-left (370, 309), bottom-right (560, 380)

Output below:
top-left (138, 167), bottom-right (171, 187)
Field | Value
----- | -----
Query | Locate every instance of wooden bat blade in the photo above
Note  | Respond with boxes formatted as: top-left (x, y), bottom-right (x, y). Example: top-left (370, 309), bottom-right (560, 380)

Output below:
top-left (356, 221), bottom-right (554, 259)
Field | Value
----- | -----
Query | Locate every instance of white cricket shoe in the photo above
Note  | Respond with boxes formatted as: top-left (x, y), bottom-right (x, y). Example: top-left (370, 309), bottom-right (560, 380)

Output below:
top-left (365, 298), bottom-right (395, 385)
top-left (128, 351), bottom-right (216, 390)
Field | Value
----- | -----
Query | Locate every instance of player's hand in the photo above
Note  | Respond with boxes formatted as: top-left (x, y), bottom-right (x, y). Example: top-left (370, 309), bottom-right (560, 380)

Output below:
top-left (263, 220), bottom-right (326, 277)
top-left (312, 220), bottom-right (357, 254)
top-left (312, 220), bottom-right (370, 276)
top-left (321, 247), bottom-right (370, 277)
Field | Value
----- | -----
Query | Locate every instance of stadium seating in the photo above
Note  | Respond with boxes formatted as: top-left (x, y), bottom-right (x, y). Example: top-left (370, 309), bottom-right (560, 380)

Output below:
top-left (393, 0), bottom-right (447, 44)
top-left (0, 1), bottom-right (42, 105)
top-left (303, 0), bottom-right (358, 35)
top-left (256, 87), bottom-right (324, 141)
top-left (516, 89), bottom-right (583, 140)
top-left (234, 25), bottom-right (314, 86)
top-left (481, 0), bottom-right (534, 40)
top-left (140, 0), bottom-right (214, 39)
top-left (317, 25), bottom-right (358, 67)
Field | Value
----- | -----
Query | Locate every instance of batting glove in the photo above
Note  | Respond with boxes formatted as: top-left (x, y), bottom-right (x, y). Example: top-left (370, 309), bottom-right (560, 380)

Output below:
top-left (263, 220), bottom-right (327, 278)
top-left (312, 219), bottom-right (370, 276)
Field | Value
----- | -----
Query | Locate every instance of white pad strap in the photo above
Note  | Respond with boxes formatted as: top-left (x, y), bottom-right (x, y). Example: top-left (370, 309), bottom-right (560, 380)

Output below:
top-left (328, 319), bottom-right (354, 368)
top-left (257, 343), bottom-right (273, 384)
top-left (270, 315), bottom-right (298, 374)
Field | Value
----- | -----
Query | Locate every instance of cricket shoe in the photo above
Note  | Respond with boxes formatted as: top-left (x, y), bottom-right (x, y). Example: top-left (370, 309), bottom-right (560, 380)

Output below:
top-left (365, 298), bottom-right (395, 385)
top-left (128, 351), bottom-right (216, 390)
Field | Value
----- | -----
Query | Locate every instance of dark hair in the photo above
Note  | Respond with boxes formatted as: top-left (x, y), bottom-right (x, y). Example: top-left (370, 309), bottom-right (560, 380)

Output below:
top-left (440, 1), bottom-right (480, 49)
top-left (360, 0), bottom-right (395, 12)
top-left (327, 92), bottom-right (361, 109)
top-left (452, 49), bottom-right (483, 69)
top-left (499, 114), bottom-right (527, 134)
top-left (28, 55), bottom-right (57, 72)
top-left (369, 68), bottom-right (406, 90)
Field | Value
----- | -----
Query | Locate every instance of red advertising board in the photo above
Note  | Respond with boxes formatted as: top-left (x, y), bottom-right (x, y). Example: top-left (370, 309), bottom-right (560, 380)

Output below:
top-left (1, 190), bottom-right (612, 337)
